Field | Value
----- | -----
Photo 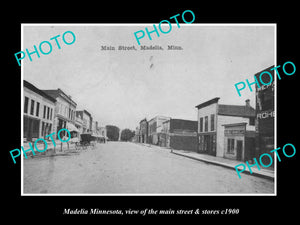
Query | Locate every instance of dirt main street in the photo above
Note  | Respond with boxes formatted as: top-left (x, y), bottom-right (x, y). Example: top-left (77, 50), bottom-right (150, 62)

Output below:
top-left (23, 141), bottom-right (274, 194)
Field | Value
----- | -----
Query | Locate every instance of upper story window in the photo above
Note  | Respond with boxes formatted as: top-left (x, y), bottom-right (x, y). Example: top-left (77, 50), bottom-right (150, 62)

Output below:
top-left (204, 116), bottom-right (208, 132)
top-left (43, 105), bottom-right (46, 119)
top-left (36, 102), bottom-right (40, 117)
top-left (210, 114), bottom-right (215, 131)
top-left (199, 117), bottom-right (203, 132)
top-left (24, 97), bottom-right (29, 113)
top-left (30, 99), bottom-right (35, 115)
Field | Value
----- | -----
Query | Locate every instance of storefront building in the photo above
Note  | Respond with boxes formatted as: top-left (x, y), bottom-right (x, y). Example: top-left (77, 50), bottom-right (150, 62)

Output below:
top-left (161, 118), bottom-right (198, 151)
top-left (148, 116), bottom-right (170, 145)
top-left (222, 123), bottom-right (255, 161)
top-left (255, 65), bottom-right (275, 164)
top-left (76, 109), bottom-right (93, 133)
top-left (42, 88), bottom-right (77, 139)
top-left (23, 80), bottom-right (56, 142)
top-left (196, 97), bottom-right (255, 159)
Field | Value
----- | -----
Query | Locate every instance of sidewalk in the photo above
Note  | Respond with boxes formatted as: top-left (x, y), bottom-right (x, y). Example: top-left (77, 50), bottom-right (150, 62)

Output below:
top-left (22, 141), bottom-right (81, 157)
top-left (171, 149), bottom-right (275, 180)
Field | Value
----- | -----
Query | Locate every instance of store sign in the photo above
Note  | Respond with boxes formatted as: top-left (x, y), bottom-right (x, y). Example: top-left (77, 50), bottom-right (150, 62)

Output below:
top-left (225, 129), bottom-right (244, 135)
top-left (257, 110), bottom-right (275, 120)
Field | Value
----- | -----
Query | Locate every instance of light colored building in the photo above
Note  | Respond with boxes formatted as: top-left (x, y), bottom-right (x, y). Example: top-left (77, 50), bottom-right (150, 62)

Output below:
top-left (148, 115), bottom-right (170, 145)
top-left (23, 80), bottom-right (56, 141)
top-left (133, 126), bottom-right (141, 143)
top-left (195, 97), bottom-right (255, 161)
top-left (42, 88), bottom-right (77, 139)
top-left (76, 110), bottom-right (92, 134)
top-left (99, 126), bottom-right (107, 138)
top-left (75, 111), bottom-right (84, 134)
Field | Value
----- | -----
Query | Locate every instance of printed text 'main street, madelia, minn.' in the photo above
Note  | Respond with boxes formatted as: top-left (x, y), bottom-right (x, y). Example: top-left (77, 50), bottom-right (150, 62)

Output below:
top-left (100, 45), bottom-right (183, 51)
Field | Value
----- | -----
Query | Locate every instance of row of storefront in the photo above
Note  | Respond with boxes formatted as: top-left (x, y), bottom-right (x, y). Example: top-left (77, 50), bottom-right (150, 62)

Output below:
top-left (134, 65), bottom-right (274, 163)
top-left (23, 80), bottom-right (107, 144)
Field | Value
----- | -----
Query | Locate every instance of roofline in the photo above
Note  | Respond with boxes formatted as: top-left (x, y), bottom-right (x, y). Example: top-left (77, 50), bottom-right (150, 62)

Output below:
top-left (139, 118), bottom-right (147, 123)
top-left (222, 122), bottom-right (247, 127)
top-left (254, 65), bottom-right (275, 76)
top-left (170, 118), bottom-right (197, 123)
top-left (218, 113), bottom-right (255, 118)
top-left (42, 88), bottom-right (77, 107)
top-left (195, 97), bottom-right (220, 109)
top-left (24, 80), bottom-right (57, 103)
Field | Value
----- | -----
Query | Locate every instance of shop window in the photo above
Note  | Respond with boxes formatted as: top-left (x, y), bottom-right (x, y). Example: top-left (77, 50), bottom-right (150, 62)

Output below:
top-left (41, 122), bottom-right (45, 137)
top-left (227, 138), bottom-right (235, 153)
top-left (198, 135), bottom-right (204, 151)
top-left (249, 117), bottom-right (255, 126)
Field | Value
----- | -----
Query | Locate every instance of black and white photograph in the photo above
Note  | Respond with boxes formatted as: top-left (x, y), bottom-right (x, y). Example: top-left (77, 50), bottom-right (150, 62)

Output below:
top-left (21, 24), bottom-right (275, 195)
top-left (4, 3), bottom-right (299, 221)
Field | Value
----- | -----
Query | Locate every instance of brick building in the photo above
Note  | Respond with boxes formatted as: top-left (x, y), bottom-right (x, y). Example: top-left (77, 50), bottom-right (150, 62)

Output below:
top-left (161, 118), bottom-right (198, 151)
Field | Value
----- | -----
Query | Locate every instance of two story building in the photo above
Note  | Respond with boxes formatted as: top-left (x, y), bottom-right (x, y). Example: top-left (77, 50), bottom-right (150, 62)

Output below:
top-left (23, 80), bottom-right (56, 142)
top-left (76, 109), bottom-right (93, 134)
top-left (255, 65), bottom-right (275, 164)
top-left (42, 88), bottom-right (77, 139)
top-left (195, 97), bottom-right (255, 161)
top-left (148, 116), bottom-right (170, 145)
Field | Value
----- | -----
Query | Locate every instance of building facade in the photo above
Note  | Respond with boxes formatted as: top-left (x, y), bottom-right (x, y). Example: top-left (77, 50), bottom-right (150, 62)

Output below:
top-left (133, 126), bottom-right (141, 143)
top-left (76, 110), bottom-right (93, 133)
top-left (255, 65), bottom-right (275, 163)
top-left (222, 123), bottom-right (255, 161)
top-left (148, 116), bottom-right (170, 145)
top-left (75, 110), bottom-right (84, 135)
top-left (196, 97), bottom-right (255, 161)
top-left (161, 118), bottom-right (198, 151)
top-left (23, 80), bottom-right (56, 142)
top-left (139, 118), bottom-right (148, 143)
top-left (42, 88), bottom-right (77, 139)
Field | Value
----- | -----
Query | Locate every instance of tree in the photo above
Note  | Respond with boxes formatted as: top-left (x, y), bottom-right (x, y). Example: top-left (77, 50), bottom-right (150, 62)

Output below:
top-left (120, 129), bottom-right (135, 142)
top-left (106, 125), bottom-right (120, 141)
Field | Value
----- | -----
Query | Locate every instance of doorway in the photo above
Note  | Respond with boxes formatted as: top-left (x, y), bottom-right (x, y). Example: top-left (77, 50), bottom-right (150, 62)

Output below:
top-left (236, 140), bottom-right (243, 161)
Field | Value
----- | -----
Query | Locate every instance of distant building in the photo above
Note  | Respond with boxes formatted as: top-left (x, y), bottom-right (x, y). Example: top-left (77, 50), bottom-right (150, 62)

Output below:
top-left (161, 118), bottom-right (198, 151)
top-left (133, 126), bottom-right (141, 143)
top-left (195, 97), bottom-right (255, 161)
top-left (76, 109), bottom-right (92, 133)
top-left (148, 116), bottom-right (170, 145)
top-left (99, 126), bottom-right (107, 141)
top-left (139, 118), bottom-right (148, 143)
top-left (42, 88), bottom-right (77, 139)
top-left (75, 110), bottom-right (84, 134)
top-left (23, 80), bottom-right (56, 142)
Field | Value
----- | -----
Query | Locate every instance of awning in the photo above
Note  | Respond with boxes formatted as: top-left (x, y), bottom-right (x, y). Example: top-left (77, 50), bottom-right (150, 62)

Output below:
top-left (67, 122), bottom-right (79, 132)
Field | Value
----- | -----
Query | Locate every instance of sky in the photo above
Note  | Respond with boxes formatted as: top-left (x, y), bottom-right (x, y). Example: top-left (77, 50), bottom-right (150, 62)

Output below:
top-left (23, 24), bottom-right (275, 130)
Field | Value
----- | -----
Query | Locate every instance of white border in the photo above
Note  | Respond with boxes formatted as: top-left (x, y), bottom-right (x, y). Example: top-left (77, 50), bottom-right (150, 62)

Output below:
top-left (21, 23), bottom-right (277, 196)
